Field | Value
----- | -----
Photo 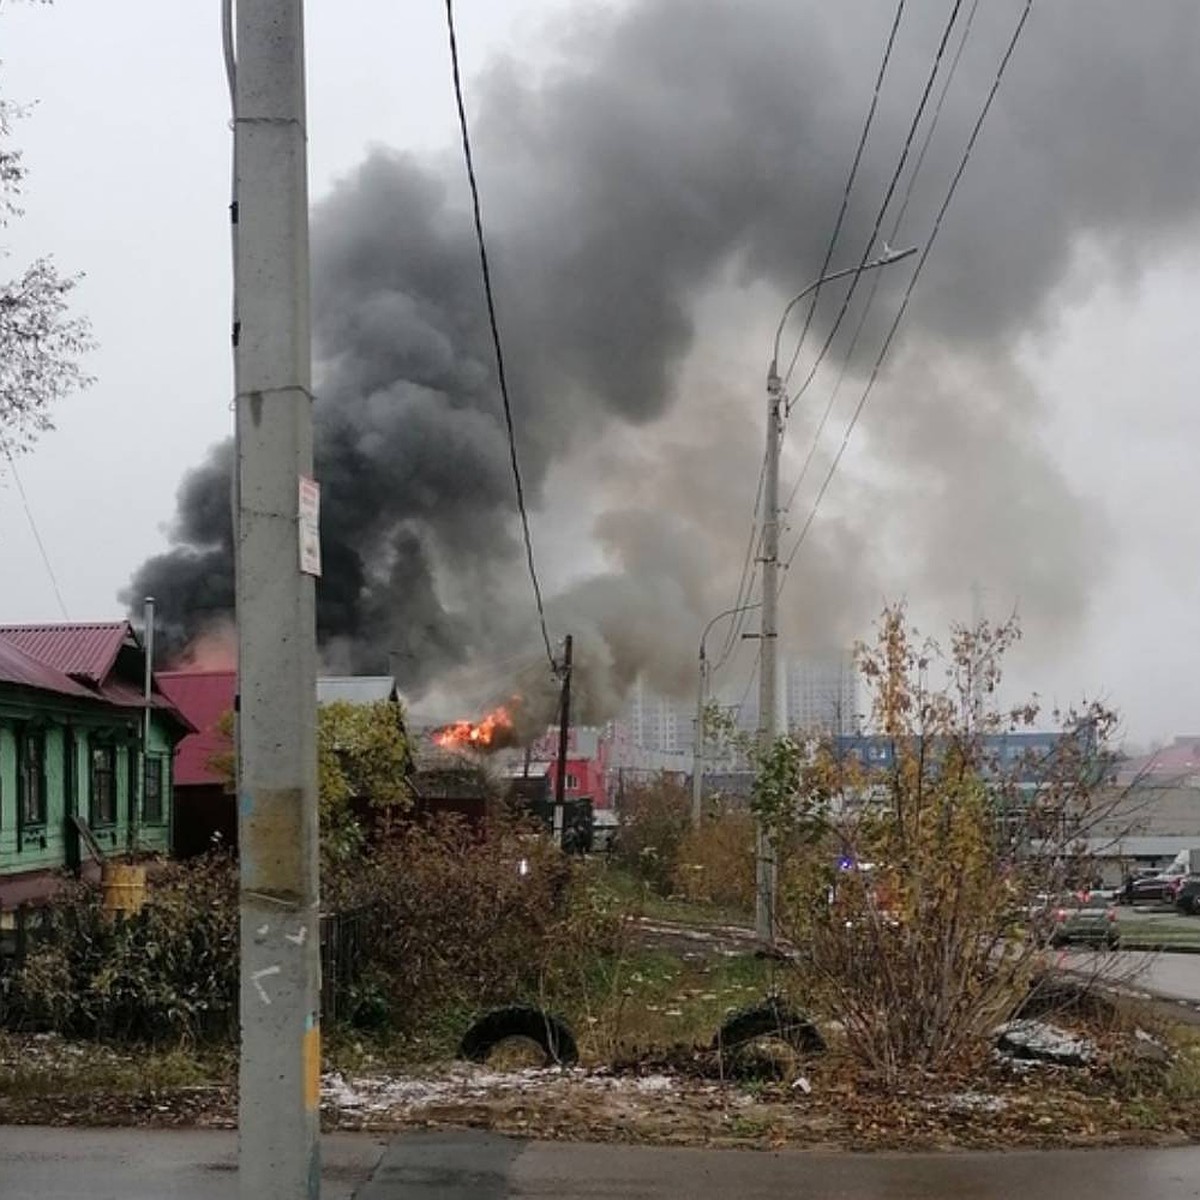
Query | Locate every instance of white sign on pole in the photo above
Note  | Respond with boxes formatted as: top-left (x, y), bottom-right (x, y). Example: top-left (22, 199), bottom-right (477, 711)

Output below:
top-left (298, 476), bottom-right (321, 577)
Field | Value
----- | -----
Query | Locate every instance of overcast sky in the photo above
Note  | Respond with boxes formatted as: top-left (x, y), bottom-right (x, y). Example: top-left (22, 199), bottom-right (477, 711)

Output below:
top-left (3, 1), bottom-right (1200, 746)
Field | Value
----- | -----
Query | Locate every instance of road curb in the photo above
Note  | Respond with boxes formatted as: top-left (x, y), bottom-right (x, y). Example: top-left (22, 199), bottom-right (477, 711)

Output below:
top-left (1117, 941), bottom-right (1200, 955)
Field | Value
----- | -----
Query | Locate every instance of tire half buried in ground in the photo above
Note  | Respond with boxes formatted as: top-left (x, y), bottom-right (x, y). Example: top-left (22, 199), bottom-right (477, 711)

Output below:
top-left (714, 996), bottom-right (825, 1056)
top-left (458, 1005), bottom-right (579, 1067)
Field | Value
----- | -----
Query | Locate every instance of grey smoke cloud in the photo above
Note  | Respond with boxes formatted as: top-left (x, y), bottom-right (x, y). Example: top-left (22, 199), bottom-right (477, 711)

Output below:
top-left (127, 0), bottom-right (1200, 722)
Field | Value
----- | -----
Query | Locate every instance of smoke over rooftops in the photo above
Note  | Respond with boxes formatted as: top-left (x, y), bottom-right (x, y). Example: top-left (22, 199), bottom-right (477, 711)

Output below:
top-left (126, 1), bottom-right (1200, 719)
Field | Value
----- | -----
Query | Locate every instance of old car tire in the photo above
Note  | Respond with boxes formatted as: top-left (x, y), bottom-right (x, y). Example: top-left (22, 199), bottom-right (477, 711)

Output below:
top-left (714, 996), bottom-right (825, 1056)
top-left (458, 1005), bottom-right (579, 1067)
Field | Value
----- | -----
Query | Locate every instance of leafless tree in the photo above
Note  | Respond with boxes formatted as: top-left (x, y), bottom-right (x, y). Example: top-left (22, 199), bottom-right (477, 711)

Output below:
top-left (1, 3), bottom-right (95, 454)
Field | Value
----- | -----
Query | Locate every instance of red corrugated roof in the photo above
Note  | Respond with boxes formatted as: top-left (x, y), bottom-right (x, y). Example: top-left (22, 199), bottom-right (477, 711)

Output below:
top-left (1121, 738), bottom-right (1200, 781)
top-left (157, 670), bottom-right (237, 787)
top-left (0, 622), bottom-right (130, 687)
top-left (0, 622), bottom-right (195, 735)
top-left (0, 638), bottom-right (99, 700)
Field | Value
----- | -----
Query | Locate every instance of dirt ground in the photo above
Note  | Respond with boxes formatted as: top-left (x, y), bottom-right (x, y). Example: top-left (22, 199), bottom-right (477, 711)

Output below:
top-left (2, 1017), bottom-right (1197, 1153)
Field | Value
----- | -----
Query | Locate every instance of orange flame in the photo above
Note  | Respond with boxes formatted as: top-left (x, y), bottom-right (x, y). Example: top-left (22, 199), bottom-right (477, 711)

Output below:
top-left (434, 705), bottom-right (515, 751)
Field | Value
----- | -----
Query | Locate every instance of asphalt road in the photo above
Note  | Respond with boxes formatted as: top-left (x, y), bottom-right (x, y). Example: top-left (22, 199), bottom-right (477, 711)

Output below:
top-left (1062, 942), bottom-right (1200, 1006)
top-left (0, 1127), bottom-right (387, 1199)
top-left (7, 1128), bottom-right (1200, 1200)
top-left (361, 1133), bottom-right (1200, 1199)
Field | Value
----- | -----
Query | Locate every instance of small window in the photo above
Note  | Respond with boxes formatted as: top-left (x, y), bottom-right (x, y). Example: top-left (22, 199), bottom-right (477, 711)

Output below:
top-left (565, 772), bottom-right (579, 791)
top-left (19, 730), bottom-right (47, 827)
top-left (144, 757), bottom-right (163, 823)
top-left (91, 744), bottom-right (117, 827)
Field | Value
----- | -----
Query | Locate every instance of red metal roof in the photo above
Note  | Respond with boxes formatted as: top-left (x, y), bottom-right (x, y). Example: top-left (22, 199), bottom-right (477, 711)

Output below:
top-left (0, 622), bottom-right (195, 735)
top-left (1121, 737), bottom-right (1200, 782)
top-left (157, 670), bottom-right (237, 787)
top-left (0, 622), bottom-right (131, 687)
top-left (0, 638), bottom-right (98, 701)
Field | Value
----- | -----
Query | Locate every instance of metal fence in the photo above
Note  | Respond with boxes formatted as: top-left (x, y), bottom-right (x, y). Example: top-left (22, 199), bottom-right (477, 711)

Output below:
top-left (318, 905), bottom-right (376, 1024)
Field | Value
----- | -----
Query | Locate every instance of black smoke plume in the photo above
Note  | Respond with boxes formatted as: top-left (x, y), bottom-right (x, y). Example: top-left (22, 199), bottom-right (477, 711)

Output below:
top-left (127, 0), bottom-right (1200, 718)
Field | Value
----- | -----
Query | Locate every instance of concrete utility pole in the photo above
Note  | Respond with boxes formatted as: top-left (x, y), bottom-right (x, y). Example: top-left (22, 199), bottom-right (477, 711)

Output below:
top-left (756, 245), bottom-right (918, 945)
top-left (553, 634), bottom-right (573, 847)
top-left (693, 603), bottom-right (760, 828)
top-left (755, 369), bottom-right (783, 942)
top-left (231, 3), bottom-right (322, 1198)
top-left (692, 645), bottom-right (707, 827)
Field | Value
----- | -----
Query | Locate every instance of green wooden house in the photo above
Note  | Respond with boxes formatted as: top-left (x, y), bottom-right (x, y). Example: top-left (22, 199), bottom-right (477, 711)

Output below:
top-left (0, 622), bottom-right (193, 912)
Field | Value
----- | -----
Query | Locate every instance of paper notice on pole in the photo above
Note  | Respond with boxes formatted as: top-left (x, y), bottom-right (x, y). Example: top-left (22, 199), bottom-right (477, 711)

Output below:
top-left (298, 476), bottom-right (321, 577)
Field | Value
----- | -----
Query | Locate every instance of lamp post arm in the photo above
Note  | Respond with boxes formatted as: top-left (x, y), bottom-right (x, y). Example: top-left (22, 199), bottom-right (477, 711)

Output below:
top-left (770, 245), bottom-right (918, 375)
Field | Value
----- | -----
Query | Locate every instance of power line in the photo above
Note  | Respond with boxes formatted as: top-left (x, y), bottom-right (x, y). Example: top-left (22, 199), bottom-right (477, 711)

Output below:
top-left (712, 535), bottom-right (762, 675)
top-left (782, 0), bottom-right (982, 518)
top-left (733, 645), bottom-right (762, 720)
top-left (782, 0), bottom-right (908, 390)
top-left (443, 0), bottom-right (557, 676)
top-left (718, 0), bottom-right (906, 674)
top-left (779, 0), bottom-right (1034, 590)
top-left (714, 452), bottom-right (767, 671)
top-left (783, 0), bottom-right (967, 420)
top-left (2, 448), bottom-right (69, 619)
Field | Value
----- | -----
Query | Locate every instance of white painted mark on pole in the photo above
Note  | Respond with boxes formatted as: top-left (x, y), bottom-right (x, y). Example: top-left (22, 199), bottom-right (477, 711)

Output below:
top-left (252, 965), bottom-right (282, 1005)
top-left (285, 926), bottom-right (307, 946)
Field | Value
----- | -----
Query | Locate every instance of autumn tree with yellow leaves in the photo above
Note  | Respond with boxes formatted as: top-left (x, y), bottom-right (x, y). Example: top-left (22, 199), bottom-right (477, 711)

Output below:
top-left (754, 606), bottom-right (1123, 1084)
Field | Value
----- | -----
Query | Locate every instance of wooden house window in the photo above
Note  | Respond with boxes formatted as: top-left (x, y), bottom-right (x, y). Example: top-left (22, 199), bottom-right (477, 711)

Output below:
top-left (19, 729), bottom-right (47, 827)
top-left (144, 757), bottom-right (163, 823)
top-left (90, 744), bottom-right (117, 827)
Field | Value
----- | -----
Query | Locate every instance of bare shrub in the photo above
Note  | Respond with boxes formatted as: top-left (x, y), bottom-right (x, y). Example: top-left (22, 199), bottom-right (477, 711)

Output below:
top-left (612, 775), bottom-right (690, 894)
top-left (3, 821), bottom-right (622, 1051)
top-left (671, 804), bottom-right (756, 912)
top-left (0, 853), bottom-right (238, 1045)
top-left (325, 815), bottom-right (622, 1034)
top-left (761, 605), bottom-right (1125, 1086)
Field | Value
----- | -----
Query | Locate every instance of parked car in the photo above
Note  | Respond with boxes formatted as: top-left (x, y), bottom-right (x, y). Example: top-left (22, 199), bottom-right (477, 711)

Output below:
top-left (1031, 892), bottom-right (1120, 949)
top-left (1053, 894), bottom-right (1120, 949)
top-left (1120, 864), bottom-right (1187, 906)
top-left (1175, 876), bottom-right (1200, 916)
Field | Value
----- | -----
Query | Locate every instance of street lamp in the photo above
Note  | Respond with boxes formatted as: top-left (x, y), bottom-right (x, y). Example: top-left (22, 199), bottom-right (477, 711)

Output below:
top-left (755, 244), bottom-right (918, 944)
top-left (692, 602), bottom-right (761, 827)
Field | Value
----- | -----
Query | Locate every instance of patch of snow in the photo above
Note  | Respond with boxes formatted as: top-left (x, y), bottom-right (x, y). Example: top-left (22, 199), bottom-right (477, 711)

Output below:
top-left (994, 1019), bottom-right (1095, 1067)
top-left (632, 1075), bottom-right (675, 1094)
top-left (323, 1065), bottom-right (690, 1115)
